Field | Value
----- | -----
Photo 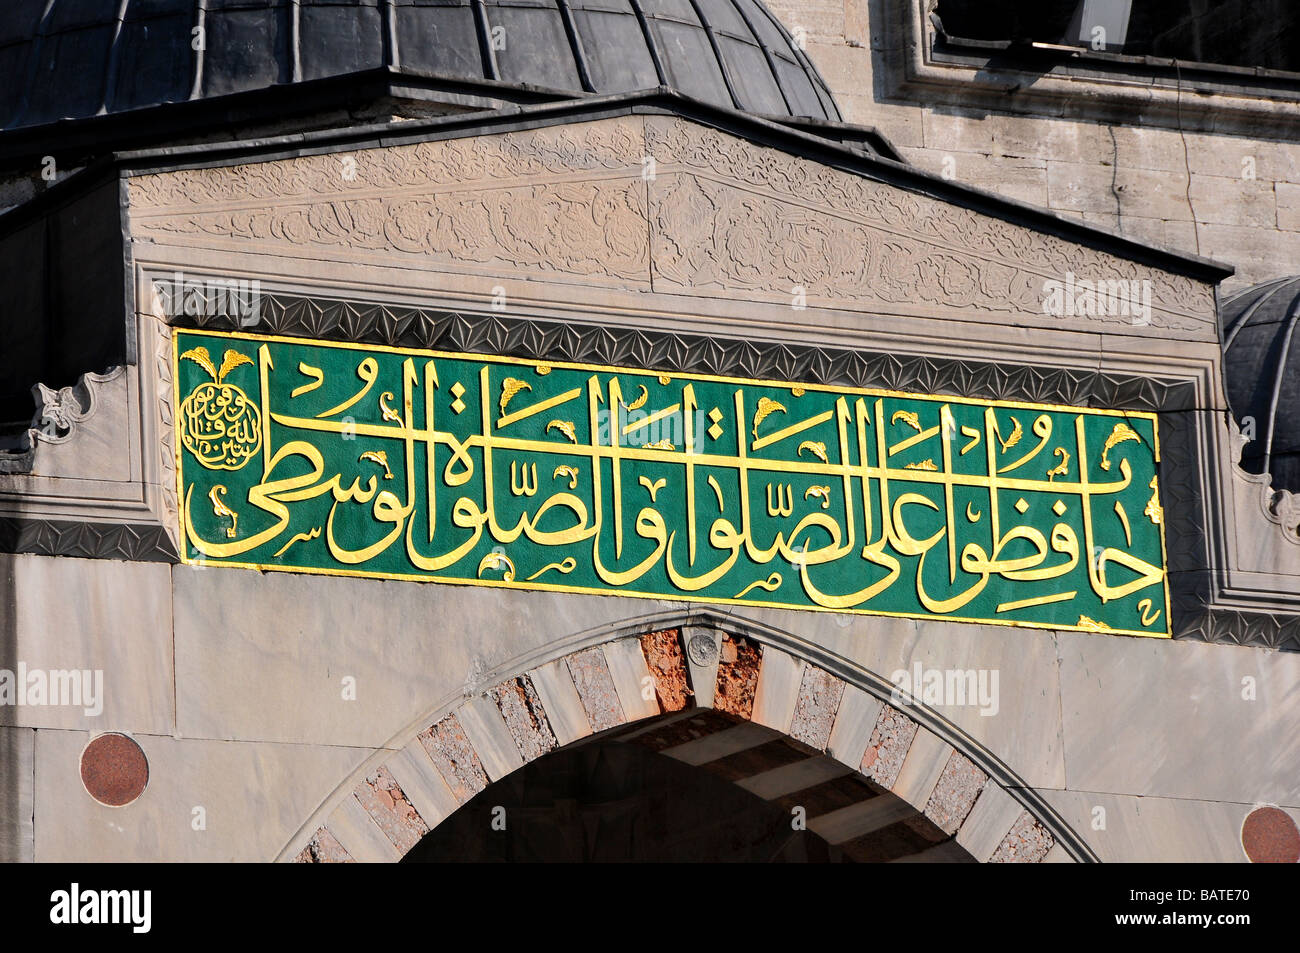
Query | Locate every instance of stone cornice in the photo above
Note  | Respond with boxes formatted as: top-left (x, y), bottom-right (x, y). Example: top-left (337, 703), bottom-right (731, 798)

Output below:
top-left (176, 290), bottom-right (1195, 412)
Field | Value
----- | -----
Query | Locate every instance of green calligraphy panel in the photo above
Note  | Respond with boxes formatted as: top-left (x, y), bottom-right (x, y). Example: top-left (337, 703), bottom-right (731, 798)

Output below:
top-left (174, 328), bottom-right (1171, 637)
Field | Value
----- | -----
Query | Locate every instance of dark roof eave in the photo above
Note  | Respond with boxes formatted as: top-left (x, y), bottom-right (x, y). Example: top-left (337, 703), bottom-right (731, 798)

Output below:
top-left (0, 66), bottom-right (571, 169)
top-left (1, 88), bottom-right (1234, 285)
top-left (762, 113), bottom-right (904, 163)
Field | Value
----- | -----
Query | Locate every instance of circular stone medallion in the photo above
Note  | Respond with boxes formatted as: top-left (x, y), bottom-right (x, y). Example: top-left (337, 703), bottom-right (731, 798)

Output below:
top-left (1241, 806), bottom-right (1300, 863)
top-left (80, 733), bottom-right (149, 807)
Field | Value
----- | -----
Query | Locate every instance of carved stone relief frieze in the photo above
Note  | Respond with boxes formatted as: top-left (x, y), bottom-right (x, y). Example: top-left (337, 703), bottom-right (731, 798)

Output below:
top-left (642, 117), bottom-right (1216, 330)
top-left (135, 180), bottom-right (649, 285)
top-left (129, 118), bottom-right (646, 207)
top-left (129, 114), bottom-right (1216, 333)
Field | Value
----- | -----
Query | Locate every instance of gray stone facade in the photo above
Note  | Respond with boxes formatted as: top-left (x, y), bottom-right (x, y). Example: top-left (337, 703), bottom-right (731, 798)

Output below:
top-left (1, 1), bottom-right (1298, 863)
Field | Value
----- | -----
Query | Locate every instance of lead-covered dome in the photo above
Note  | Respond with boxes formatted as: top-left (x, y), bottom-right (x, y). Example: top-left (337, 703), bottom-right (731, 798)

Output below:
top-left (1222, 276), bottom-right (1300, 493)
top-left (0, 0), bottom-right (840, 131)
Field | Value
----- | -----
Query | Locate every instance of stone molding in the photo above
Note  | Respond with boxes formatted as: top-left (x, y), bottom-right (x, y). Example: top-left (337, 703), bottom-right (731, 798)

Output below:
top-left (0, 518), bottom-right (176, 563)
top-left (0, 368), bottom-right (123, 472)
top-left (129, 118), bottom-right (651, 292)
top-left (179, 289), bottom-right (1195, 412)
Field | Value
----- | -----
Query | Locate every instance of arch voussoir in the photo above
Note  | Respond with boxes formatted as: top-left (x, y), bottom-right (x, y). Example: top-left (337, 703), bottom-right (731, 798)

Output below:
top-left (288, 620), bottom-right (1078, 863)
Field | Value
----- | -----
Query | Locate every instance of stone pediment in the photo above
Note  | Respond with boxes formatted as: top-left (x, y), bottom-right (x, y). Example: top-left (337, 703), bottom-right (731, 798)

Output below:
top-left (126, 112), bottom-right (1218, 339)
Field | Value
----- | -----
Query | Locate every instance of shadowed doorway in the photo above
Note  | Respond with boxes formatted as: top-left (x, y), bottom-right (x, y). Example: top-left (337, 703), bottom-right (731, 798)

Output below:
top-left (405, 710), bottom-right (975, 862)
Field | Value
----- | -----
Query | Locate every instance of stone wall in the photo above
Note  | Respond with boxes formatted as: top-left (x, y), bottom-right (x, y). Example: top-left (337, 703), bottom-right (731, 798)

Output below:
top-left (772, 0), bottom-right (1300, 295)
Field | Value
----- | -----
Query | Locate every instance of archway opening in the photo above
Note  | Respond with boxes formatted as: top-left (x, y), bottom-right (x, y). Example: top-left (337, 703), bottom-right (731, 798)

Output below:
top-left (404, 709), bottom-right (975, 863)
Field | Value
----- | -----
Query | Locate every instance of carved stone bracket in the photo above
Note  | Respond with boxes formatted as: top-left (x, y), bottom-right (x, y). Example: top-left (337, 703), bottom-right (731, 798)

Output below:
top-left (0, 367), bottom-right (125, 473)
top-left (30, 367), bottom-right (123, 445)
top-left (0, 324), bottom-right (175, 561)
top-left (1161, 412), bottom-right (1300, 651)
top-left (1226, 413), bottom-right (1300, 545)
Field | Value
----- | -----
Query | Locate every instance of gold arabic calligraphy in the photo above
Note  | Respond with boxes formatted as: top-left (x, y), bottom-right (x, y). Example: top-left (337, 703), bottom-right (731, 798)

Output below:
top-left (175, 332), bottom-right (1170, 637)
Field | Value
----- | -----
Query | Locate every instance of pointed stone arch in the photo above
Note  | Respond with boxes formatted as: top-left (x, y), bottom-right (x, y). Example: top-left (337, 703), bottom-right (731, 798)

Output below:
top-left (281, 609), bottom-right (1094, 863)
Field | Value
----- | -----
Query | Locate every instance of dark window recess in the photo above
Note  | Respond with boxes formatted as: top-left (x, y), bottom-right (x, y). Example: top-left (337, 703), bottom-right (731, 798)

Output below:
top-left (936, 0), bottom-right (1300, 73)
